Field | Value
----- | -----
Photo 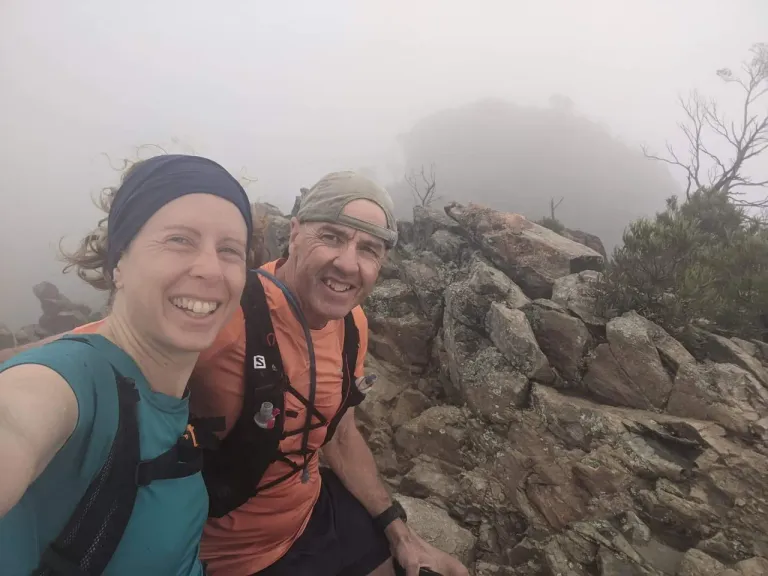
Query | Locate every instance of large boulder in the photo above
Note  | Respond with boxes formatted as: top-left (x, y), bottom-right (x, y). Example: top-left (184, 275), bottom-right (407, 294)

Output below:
top-left (666, 361), bottom-right (768, 436)
top-left (582, 343), bottom-right (655, 410)
top-left (581, 312), bottom-right (685, 410)
top-left (364, 279), bottom-right (433, 369)
top-left (399, 252), bottom-right (454, 324)
top-left (396, 494), bottom-right (477, 566)
top-left (605, 312), bottom-right (675, 409)
top-left (443, 255), bottom-right (529, 332)
top-left (442, 314), bottom-right (530, 422)
top-left (696, 329), bottom-right (768, 389)
top-left (551, 270), bottom-right (605, 329)
top-left (524, 299), bottom-right (592, 386)
top-left (445, 202), bottom-right (604, 299)
top-left (412, 205), bottom-right (465, 250)
top-left (677, 549), bottom-right (726, 576)
top-left (394, 406), bottom-right (470, 467)
top-left (485, 302), bottom-right (554, 383)
top-left (426, 229), bottom-right (473, 265)
top-left (563, 227), bottom-right (607, 259)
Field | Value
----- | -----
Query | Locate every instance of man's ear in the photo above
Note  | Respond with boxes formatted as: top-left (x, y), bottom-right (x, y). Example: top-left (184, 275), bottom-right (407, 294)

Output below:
top-left (288, 217), bottom-right (301, 252)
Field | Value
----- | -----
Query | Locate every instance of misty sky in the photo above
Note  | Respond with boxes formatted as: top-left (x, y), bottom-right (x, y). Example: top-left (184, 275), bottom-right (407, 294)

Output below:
top-left (1, 0), bottom-right (767, 329)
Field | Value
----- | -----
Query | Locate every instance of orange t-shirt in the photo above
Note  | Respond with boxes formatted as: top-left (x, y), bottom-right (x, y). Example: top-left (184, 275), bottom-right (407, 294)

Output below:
top-left (192, 260), bottom-right (369, 576)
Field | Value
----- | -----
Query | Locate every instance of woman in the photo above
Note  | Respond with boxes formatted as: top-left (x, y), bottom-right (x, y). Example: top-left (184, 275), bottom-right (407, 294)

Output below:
top-left (0, 154), bottom-right (253, 576)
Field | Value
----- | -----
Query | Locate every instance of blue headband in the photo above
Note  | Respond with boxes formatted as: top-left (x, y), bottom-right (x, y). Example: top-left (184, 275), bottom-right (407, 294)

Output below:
top-left (106, 154), bottom-right (253, 276)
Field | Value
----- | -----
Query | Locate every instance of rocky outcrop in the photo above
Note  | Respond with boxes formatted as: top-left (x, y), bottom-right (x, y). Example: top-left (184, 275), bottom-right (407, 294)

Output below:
top-left (33, 281), bottom-right (92, 335)
top-left (356, 201), bottom-right (768, 574)
top-left (444, 202), bottom-right (604, 299)
top-left (563, 227), bottom-right (608, 259)
top-left (0, 282), bottom-right (99, 351)
top-left (252, 201), bottom-right (291, 262)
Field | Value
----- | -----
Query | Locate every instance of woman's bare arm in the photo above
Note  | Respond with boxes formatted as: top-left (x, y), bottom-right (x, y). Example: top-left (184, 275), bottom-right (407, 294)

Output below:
top-left (0, 364), bottom-right (78, 517)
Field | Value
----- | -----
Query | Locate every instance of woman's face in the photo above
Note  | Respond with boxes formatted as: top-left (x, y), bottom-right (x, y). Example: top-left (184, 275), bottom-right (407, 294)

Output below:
top-left (112, 193), bottom-right (248, 353)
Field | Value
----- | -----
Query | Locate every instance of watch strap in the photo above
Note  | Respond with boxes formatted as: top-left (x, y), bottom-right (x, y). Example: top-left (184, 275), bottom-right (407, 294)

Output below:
top-left (373, 501), bottom-right (406, 532)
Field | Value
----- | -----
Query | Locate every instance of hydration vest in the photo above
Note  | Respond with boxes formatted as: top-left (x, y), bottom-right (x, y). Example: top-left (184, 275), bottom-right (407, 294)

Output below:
top-left (33, 336), bottom-right (220, 576)
top-left (197, 269), bottom-right (366, 519)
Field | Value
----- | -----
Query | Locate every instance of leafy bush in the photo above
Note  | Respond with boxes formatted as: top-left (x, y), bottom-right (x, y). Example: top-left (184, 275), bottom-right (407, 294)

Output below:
top-left (595, 188), bottom-right (768, 339)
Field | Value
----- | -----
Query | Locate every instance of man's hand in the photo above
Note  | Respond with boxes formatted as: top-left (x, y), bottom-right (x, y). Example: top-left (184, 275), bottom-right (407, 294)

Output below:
top-left (387, 521), bottom-right (469, 576)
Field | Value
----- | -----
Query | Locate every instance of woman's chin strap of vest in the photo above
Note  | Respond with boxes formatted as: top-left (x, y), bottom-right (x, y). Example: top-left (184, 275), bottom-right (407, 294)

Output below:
top-left (253, 268), bottom-right (316, 485)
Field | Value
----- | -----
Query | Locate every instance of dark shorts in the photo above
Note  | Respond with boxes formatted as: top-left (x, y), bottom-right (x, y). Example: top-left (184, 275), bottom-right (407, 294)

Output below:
top-left (252, 468), bottom-right (392, 576)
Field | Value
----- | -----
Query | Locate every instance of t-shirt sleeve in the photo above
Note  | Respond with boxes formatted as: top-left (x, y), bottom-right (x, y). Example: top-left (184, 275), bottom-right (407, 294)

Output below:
top-left (0, 339), bottom-right (113, 479)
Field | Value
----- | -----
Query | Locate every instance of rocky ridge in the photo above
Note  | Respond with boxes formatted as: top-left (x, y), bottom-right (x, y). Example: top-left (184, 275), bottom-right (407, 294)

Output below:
top-left (358, 203), bottom-right (768, 575)
top-left (4, 200), bottom-right (768, 575)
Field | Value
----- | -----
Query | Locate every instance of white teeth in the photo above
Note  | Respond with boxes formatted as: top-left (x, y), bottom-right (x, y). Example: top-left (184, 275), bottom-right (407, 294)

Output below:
top-left (323, 279), bottom-right (351, 292)
top-left (171, 297), bottom-right (219, 315)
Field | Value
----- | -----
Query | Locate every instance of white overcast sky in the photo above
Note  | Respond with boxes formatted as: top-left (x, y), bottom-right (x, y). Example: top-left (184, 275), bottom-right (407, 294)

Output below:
top-left (1, 0), bottom-right (767, 328)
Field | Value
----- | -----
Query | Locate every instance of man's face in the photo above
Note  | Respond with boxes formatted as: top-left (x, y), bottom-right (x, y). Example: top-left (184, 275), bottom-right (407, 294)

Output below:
top-left (287, 199), bottom-right (388, 326)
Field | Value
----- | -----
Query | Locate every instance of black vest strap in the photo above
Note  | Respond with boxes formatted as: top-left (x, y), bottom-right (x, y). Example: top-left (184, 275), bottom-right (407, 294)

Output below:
top-left (200, 268), bottom-right (364, 519)
top-left (34, 361), bottom-right (141, 576)
top-left (202, 271), bottom-right (287, 518)
top-left (323, 312), bottom-right (361, 445)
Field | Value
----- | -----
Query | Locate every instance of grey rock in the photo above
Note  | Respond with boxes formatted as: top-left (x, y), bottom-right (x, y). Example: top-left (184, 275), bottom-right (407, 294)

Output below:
top-left (396, 494), bottom-right (477, 567)
top-left (667, 362), bottom-right (768, 436)
top-left (676, 548), bottom-right (726, 576)
top-left (524, 299), bottom-right (592, 385)
top-left (606, 312), bottom-right (674, 409)
top-left (582, 343), bottom-right (654, 410)
top-left (551, 270), bottom-right (606, 329)
top-left (394, 406), bottom-right (469, 467)
top-left (445, 202), bottom-right (603, 299)
top-left (444, 255), bottom-right (529, 332)
top-left (486, 302), bottom-right (554, 383)
top-left (443, 314), bottom-right (530, 422)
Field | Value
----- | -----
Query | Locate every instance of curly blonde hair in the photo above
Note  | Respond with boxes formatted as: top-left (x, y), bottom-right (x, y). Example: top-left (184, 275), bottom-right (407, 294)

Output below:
top-left (60, 157), bottom-right (269, 295)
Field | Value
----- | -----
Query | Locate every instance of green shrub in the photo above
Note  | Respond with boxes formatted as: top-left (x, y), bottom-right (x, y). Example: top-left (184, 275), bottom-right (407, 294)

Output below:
top-left (595, 188), bottom-right (768, 339)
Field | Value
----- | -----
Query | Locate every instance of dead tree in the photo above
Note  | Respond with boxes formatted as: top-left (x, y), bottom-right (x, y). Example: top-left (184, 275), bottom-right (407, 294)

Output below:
top-left (405, 163), bottom-right (438, 207)
top-left (550, 196), bottom-right (564, 220)
top-left (643, 43), bottom-right (768, 207)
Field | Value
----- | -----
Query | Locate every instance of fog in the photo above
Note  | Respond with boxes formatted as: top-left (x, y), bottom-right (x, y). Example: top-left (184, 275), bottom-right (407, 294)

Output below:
top-left (1, 0), bottom-right (767, 330)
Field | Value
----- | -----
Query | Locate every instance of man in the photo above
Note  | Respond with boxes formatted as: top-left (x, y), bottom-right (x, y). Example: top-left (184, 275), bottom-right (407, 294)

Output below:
top-left (1, 171), bottom-right (468, 576)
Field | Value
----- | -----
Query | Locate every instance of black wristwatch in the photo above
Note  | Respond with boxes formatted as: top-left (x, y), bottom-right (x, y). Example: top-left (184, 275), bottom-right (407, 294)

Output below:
top-left (373, 500), bottom-right (407, 532)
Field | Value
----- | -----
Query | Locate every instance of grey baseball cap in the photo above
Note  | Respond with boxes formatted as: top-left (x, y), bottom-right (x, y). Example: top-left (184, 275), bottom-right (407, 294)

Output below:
top-left (296, 171), bottom-right (398, 248)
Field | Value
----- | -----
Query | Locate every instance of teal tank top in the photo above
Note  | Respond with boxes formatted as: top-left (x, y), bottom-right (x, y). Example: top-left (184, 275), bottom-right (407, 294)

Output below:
top-left (0, 334), bottom-right (208, 575)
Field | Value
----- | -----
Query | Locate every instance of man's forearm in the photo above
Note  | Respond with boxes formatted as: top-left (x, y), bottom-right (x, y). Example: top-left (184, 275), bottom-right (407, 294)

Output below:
top-left (322, 411), bottom-right (392, 517)
top-left (322, 410), bottom-right (412, 546)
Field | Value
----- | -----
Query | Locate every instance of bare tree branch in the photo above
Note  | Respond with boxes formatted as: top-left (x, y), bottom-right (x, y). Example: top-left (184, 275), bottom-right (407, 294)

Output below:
top-left (405, 163), bottom-right (438, 207)
top-left (644, 42), bottom-right (768, 207)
